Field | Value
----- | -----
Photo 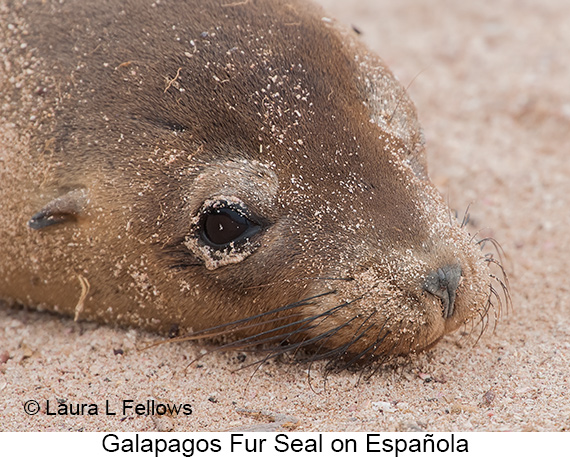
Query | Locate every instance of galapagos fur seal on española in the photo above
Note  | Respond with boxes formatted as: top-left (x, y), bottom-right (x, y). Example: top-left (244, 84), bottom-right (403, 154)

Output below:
top-left (0, 0), bottom-right (507, 367)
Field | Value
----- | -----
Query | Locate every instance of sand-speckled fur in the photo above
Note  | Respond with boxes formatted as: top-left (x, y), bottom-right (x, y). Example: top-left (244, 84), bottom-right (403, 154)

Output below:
top-left (0, 0), bottom-right (495, 362)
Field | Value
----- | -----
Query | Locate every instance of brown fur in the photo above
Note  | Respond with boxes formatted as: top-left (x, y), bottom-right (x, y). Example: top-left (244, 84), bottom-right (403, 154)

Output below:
top-left (0, 0), bottom-right (500, 365)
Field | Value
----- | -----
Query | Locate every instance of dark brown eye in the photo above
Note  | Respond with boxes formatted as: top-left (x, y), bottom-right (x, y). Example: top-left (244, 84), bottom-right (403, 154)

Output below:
top-left (202, 206), bottom-right (260, 248)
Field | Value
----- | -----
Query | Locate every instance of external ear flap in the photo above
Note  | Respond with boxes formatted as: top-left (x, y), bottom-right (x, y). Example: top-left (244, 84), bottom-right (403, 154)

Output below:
top-left (28, 188), bottom-right (88, 230)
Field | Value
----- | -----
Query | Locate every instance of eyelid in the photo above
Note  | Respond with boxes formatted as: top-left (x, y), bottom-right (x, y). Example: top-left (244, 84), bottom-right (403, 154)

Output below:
top-left (199, 202), bottom-right (262, 249)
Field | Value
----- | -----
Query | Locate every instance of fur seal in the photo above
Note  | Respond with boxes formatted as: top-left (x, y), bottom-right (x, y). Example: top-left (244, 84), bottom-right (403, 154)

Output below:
top-left (0, 0), bottom-right (504, 366)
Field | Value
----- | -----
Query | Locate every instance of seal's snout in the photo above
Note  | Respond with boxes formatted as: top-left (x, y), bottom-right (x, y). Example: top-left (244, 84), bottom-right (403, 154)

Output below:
top-left (423, 264), bottom-right (463, 319)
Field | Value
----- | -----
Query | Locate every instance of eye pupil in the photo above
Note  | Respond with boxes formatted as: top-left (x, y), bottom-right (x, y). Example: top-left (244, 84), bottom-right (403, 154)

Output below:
top-left (203, 207), bottom-right (253, 246)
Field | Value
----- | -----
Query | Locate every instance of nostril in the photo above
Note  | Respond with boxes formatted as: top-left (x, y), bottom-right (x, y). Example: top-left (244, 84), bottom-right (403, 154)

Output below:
top-left (423, 264), bottom-right (463, 319)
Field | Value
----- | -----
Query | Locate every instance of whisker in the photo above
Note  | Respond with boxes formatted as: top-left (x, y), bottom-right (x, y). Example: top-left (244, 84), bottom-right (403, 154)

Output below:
top-left (143, 290), bottom-right (337, 350)
top-left (188, 297), bottom-right (364, 370)
top-left (197, 309), bottom-right (334, 356)
top-left (238, 317), bottom-right (361, 371)
top-left (329, 322), bottom-right (392, 372)
top-left (387, 67), bottom-right (428, 125)
top-left (463, 227), bottom-right (511, 348)
top-left (478, 237), bottom-right (509, 266)
top-left (309, 317), bottom-right (377, 365)
top-left (277, 298), bottom-right (369, 357)
top-left (488, 285), bottom-right (503, 331)
top-left (317, 308), bottom-right (395, 372)
top-left (363, 338), bottom-right (401, 380)
top-left (176, 312), bottom-right (310, 344)
top-left (485, 256), bottom-right (511, 290)
top-left (489, 273), bottom-right (511, 311)
top-left (475, 286), bottom-right (500, 337)
top-left (233, 295), bottom-right (376, 380)
top-left (471, 309), bottom-right (488, 345)
top-left (460, 203), bottom-right (472, 229)
top-left (469, 228), bottom-right (486, 245)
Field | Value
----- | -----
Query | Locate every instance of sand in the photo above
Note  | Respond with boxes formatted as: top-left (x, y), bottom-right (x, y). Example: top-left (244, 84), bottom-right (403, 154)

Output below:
top-left (1, 0), bottom-right (569, 432)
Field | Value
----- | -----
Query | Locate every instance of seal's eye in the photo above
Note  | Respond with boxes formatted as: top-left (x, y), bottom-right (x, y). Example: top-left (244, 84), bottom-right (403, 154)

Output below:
top-left (202, 206), bottom-right (260, 248)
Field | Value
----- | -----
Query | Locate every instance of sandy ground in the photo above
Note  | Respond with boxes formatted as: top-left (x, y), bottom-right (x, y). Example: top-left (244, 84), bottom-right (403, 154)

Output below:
top-left (1, 0), bottom-right (569, 432)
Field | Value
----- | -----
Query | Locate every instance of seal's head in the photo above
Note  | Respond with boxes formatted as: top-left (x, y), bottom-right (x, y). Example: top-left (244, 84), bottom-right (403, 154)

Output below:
top-left (3, 0), bottom-right (506, 367)
top-left (125, 1), bottom-right (502, 362)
